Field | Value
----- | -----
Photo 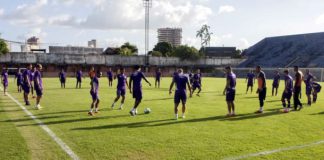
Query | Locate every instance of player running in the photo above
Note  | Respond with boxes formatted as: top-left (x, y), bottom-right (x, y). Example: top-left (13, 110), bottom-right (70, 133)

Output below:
top-left (223, 66), bottom-right (236, 117)
top-left (59, 69), bottom-right (66, 88)
top-left (88, 71), bottom-right (101, 116)
top-left (246, 70), bottom-right (255, 94)
top-left (255, 66), bottom-right (267, 114)
top-left (107, 68), bottom-right (113, 87)
top-left (111, 67), bottom-right (129, 110)
top-left (15, 68), bottom-right (23, 93)
top-left (311, 81), bottom-right (321, 103)
top-left (22, 64), bottom-right (32, 105)
top-left (76, 69), bottom-right (83, 88)
top-left (304, 69), bottom-right (314, 106)
top-left (281, 70), bottom-right (293, 113)
top-left (129, 65), bottom-right (151, 116)
top-left (1, 67), bottom-right (8, 95)
top-left (293, 66), bottom-right (303, 111)
top-left (272, 70), bottom-right (281, 96)
top-left (188, 71), bottom-right (194, 85)
top-left (192, 69), bottom-right (202, 96)
top-left (169, 68), bottom-right (192, 120)
top-left (155, 68), bottom-right (162, 88)
top-left (34, 64), bottom-right (43, 110)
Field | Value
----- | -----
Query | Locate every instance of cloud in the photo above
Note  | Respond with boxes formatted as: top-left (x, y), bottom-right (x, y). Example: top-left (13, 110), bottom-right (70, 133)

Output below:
top-left (315, 14), bottom-right (324, 25)
top-left (221, 34), bottom-right (233, 39)
top-left (218, 5), bottom-right (235, 14)
top-left (0, 8), bottom-right (4, 16)
top-left (238, 38), bottom-right (250, 49)
top-left (1, 0), bottom-right (48, 26)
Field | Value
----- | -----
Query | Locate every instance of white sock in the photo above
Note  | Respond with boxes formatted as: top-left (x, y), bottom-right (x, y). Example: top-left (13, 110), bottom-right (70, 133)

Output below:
top-left (90, 109), bottom-right (93, 112)
top-left (182, 113), bottom-right (185, 117)
top-left (95, 108), bottom-right (98, 112)
top-left (120, 103), bottom-right (124, 108)
top-left (260, 107), bottom-right (263, 111)
top-left (175, 114), bottom-right (178, 119)
top-left (111, 102), bottom-right (115, 107)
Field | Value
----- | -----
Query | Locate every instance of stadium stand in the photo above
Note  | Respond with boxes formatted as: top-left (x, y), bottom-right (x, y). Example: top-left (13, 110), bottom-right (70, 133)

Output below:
top-left (239, 32), bottom-right (324, 68)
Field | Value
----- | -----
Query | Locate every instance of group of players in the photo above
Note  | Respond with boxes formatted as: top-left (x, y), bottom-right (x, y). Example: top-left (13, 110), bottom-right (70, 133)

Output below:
top-left (1, 64), bottom-right (322, 119)
top-left (240, 66), bottom-right (322, 116)
top-left (1, 64), bottom-right (44, 110)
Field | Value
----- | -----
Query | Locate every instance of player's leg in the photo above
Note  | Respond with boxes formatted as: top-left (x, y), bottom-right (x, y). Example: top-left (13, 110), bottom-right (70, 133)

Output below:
top-left (197, 86), bottom-right (201, 96)
top-left (313, 91), bottom-right (317, 103)
top-left (155, 79), bottom-right (157, 88)
top-left (174, 103), bottom-right (180, 120)
top-left (251, 86), bottom-right (253, 93)
top-left (119, 95), bottom-right (125, 110)
top-left (111, 94), bottom-right (120, 109)
top-left (88, 99), bottom-right (95, 116)
top-left (181, 101), bottom-right (186, 119)
top-left (226, 101), bottom-right (232, 116)
top-left (95, 99), bottom-right (100, 113)
top-left (275, 87), bottom-right (278, 96)
top-left (272, 86), bottom-right (275, 96)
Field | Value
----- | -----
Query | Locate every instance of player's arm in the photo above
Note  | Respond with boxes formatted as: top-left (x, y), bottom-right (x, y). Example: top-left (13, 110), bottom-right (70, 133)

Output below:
top-left (126, 78), bottom-right (130, 90)
top-left (169, 79), bottom-right (175, 95)
top-left (223, 78), bottom-right (229, 95)
top-left (186, 80), bottom-right (192, 97)
top-left (129, 77), bottom-right (133, 93)
top-left (35, 74), bottom-right (40, 89)
top-left (142, 75), bottom-right (151, 86)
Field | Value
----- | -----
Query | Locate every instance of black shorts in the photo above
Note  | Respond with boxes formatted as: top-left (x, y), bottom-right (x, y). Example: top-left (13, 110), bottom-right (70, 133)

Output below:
top-left (258, 88), bottom-right (267, 101)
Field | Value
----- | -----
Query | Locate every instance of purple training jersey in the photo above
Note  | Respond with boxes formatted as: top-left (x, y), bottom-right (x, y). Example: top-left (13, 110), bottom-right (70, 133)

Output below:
top-left (23, 69), bottom-right (31, 84)
top-left (107, 71), bottom-right (113, 79)
top-left (33, 70), bottom-right (43, 90)
top-left (76, 71), bottom-right (82, 78)
top-left (156, 71), bottom-right (161, 79)
top-left (117, 74), bottom-right (127, 90)
top-left (59, 72), bottom-right (66, 80)
top-left (174, 74), bottom-right (189, 92)
top-left (304, 73), bottom-right (314, 87)
top-left (1, 71), bottom-right (8, 85)
top-left (130, 71), bottom-right (145, 91)
top-left (247, 73), bottom-right (255, 84)
top-left (193, 73), bottom-right (201, 85)
top-left (227, 72), bottom-right (236, 90)
top-left (312, 82), bottom-right (321, 92)
top-left (284, 75), bottom-right (293, 92)
top-left (16, 72), bottom-right (23, 85)
top-left (29, 71), bottom-right (34, 82)
top-left (92, 76), bottom-right (99, 92)
top-left (273, 74), bottom-right (280, 86)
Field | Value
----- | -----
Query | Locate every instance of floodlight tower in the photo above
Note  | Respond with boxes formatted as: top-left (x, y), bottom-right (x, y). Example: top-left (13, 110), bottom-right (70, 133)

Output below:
top-left (143, 0), bottom-right (152, 66)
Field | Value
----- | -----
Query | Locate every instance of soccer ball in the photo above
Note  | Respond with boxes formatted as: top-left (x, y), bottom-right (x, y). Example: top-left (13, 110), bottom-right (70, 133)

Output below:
top-left (144, 108), bottom-right (151, 114)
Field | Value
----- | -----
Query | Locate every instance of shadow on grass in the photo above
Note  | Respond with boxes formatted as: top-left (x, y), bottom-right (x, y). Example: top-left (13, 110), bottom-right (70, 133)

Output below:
top-left (1, 115), bottom-right (68, 122)
top-left (17, 114), bottom-right (133, 127)
top-left (310, 111), bottom-right (324, 115)
top-left (72, 111), bottom-right (283, 130)
top-left (144, 97), bottom-right (173, 102)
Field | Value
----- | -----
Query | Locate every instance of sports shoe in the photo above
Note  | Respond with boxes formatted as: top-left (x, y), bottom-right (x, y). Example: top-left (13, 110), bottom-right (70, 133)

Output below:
top-left (26, 101), bottom-right (31, 106)
top-left (111, 104), bottom-right (115, 110)
top-left (255, 110), bottom-right (263, 114)
top-left (88, 112), bottom-right (94, 116)
top-left (298, 105), bottom-right (303, 111)
top-left (175, 114), bottom-right (179, 120)
top-left (129, 110), bottom-right (135, 116)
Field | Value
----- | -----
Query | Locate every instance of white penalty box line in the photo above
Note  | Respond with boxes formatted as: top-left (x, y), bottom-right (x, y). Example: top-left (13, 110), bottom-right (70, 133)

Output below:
top-left (0, 88), bottom-right (80, 160)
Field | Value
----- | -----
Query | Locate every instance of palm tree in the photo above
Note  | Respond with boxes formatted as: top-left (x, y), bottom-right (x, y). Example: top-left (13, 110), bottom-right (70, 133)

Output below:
top-left (196, 24), bottom-right (213, 47)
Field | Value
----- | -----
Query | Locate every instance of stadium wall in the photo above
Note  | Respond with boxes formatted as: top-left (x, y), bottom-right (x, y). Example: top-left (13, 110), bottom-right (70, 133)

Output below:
top-left (0, 52), bottom-right (245, 77)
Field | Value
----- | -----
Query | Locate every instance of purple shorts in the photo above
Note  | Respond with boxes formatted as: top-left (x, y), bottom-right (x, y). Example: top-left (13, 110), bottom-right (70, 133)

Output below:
top-left (3, 81), bottom-right (8, 87)
top-left (90, 91), bottom-right (99, 100)
top-left (132, 89), bottom-right (142, 101)
top-left (193, 83), bottom-right (201, 90)
top-left (226, 88), bottom-right (236, 101)
top-left (23, 84), bottom-right (30, 93)
top-left (174, 91), bottom-right (187, 104)
top-left (282, 91), bottom-right (292, 100)
top-left (247, 82), bottom-right (253, 87)
top-left (117, 88), bottom-right (126, 96)
top-left (272, 83), bottom-right (279, 88)
top-left (35, 88), bottom-right (43, 96)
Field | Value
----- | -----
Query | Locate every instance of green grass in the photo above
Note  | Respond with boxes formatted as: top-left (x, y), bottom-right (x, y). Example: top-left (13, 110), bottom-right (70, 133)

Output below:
top-left (1, 77), bottom-right (324, 160)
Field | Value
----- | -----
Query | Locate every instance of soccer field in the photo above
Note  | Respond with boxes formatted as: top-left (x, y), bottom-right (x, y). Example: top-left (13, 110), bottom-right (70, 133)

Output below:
top-left (1, 77), bottom-right (324, 160)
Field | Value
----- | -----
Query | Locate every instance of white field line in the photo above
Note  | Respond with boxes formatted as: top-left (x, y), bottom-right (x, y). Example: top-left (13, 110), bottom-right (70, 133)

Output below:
top-left (0, 88), bottom-right (80, 160)
top-left (224, 140), bottom-right (324, 160)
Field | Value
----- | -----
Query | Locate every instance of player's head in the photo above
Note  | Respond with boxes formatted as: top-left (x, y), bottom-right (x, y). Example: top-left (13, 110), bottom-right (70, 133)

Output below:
top-left (284, 69), bottom-right (289, 75)
top-left (61, 68), bottom-right (64, 72)
top-left (197, 69), bottom-right (201, 73)
top-left (134, 65), bottom-right (141, 71)
top-left (225, 66), bottom-right (232, 74)
top-left (27, 64), bottom-right (32, 70)
top-left (294, 66), bottom-right (299, 72)
top-left (158, 68), bottom-right (161, 72)
top-left (36, 64), bottom-right (42, 71)
top-left (108, 67), bottom-right (112, 71)
top-left (306, 69), bottom-right (310, 74)
top-left (120, 67), bottom-right (125, 74)
top-left (32, 66), bottom-right (37, 71)
top-left (90, 66), bottom-right (95, 72)
top-left (177, 68), bottom-right (183, 74)
top-left (255, 65), bottom-right (261, 73)
top-left (275, 70), bottom-right (279, 74)
top-left (96, 70), bottom-right (102, 78)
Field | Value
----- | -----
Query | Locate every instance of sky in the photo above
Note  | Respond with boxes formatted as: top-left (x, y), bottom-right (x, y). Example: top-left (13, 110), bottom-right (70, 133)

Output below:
top-left (1, 0), bottom-right (324, 53)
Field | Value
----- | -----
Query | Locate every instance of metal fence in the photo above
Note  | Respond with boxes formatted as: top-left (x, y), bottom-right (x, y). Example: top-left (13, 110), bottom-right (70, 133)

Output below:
top-left (213, 68), bottom-right (324, 82)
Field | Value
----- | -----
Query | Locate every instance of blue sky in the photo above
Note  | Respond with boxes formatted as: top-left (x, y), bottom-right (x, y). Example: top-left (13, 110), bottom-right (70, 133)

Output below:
top-left (1, 0), bottom-right (324, 53)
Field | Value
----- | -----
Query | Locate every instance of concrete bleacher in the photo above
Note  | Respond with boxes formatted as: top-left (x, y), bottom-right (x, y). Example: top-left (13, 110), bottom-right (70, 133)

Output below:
top-left (239, 32), bottom-right (324, 68)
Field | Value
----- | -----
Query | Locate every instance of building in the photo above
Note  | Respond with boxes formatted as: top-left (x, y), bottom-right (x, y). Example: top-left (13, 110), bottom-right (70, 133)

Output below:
top-left (88, 39), bottom-right (97, 48)
top-left (21, 36), bottom-right (41, 52)
top-left (204, 47), bottom-right (237, 58)
top-left (158, 28), bottom-right (182, 47)
top-left (49, 46), bottom-right (104, 54)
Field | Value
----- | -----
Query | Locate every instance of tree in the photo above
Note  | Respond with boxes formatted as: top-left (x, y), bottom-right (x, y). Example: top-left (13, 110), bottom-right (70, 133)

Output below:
top-left (0, 39), bottom-right (9, 55)
top-left (172, 45), bottom-right (202, 61)
top-left (153, 42), bottom-right (173, 57)
top-left (121, 42), bottom-right (138, 55)
top-left (118, 47), bottom-right (133, 56)
top-left (196, 24), bottom-right (213, 48)
top-left (149, 51), bottom-right (163, 57)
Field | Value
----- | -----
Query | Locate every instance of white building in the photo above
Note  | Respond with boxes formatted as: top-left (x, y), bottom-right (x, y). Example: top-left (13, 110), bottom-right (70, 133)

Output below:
top-left (158, 28), bottom-right (182, 47)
